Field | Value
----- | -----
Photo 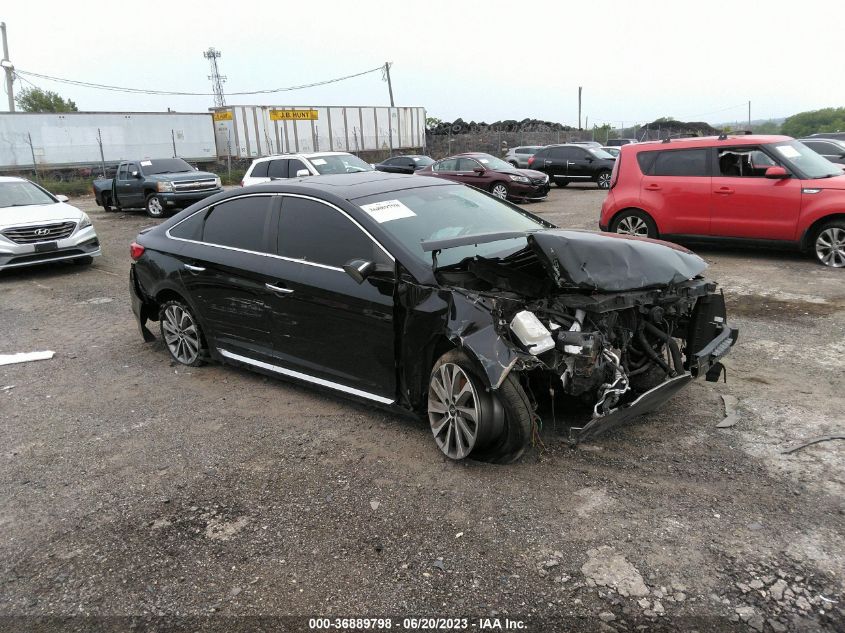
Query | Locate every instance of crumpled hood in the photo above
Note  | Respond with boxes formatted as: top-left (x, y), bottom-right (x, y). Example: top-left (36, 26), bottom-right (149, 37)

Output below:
top-left (527, 229), bottom-right (707, 291)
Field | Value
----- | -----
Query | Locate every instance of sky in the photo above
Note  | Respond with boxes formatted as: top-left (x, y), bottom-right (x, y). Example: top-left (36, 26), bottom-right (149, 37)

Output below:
top-left (2, 0), bottom-right (843, 128)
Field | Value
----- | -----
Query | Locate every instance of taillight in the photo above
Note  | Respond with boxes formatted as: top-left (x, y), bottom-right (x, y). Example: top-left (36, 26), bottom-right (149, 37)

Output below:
top-left (130, 242), bottom-right (145, 261)
top-left (527, 156), bottom-right (535, 167)
top-left (609, 156), bottom-right (620, 189)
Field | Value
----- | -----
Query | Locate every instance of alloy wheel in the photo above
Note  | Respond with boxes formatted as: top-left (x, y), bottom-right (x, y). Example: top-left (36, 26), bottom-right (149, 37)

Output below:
top-left (147, 196), bottom-right (164, 217)
top-left (162, 304), bottom-right (201, 364)
top-left (598, 172), bottom-right (611, 189)
top-left (428, 363), bottom-right (480, 460)
top-left (616, 215), bottom-right (649, 237)
top-left (491, 184), bottom-right (509, 199)
top-left (815, 227), bottom-right (845, 267)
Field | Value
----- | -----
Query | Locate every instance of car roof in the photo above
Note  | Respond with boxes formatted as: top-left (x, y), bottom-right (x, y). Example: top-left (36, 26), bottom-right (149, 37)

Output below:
top-left (799, 137), bottom-right (844, 143)
top-left (250, 151), bottom-right (356, 163)
top-left (243, 171), bottom-right (453, 200)
top-left (628, 135), bottom-right (793, 151)
top-left (0, 176), bottom-right (27, 183)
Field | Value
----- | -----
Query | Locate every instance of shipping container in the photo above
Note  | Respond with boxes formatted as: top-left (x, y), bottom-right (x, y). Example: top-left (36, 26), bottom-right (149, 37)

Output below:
top-left (211, 105), bottom-right (426, 158)
top-left (0, 112), bottom-right (218, 174)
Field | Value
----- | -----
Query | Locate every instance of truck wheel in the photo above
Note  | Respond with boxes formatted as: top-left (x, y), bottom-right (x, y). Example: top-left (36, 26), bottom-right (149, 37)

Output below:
top-left (597, 170), bottom-right (612, 189)
top-left (145, 194), bottom-right (166, 218)
top-left (555, 180), bottom-right (569, 187)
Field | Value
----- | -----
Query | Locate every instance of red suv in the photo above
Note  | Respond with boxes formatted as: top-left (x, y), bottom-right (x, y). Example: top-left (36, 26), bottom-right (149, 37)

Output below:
top-left (600, 135), bottom-right (845, 267)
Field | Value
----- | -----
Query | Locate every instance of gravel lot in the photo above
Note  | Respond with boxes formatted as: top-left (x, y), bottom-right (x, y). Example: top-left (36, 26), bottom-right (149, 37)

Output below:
top-left (2, 185), bottom-right (843, 632)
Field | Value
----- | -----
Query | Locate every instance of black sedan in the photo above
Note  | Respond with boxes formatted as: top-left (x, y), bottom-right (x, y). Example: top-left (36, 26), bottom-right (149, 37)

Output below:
top-left (374, 155), bottom-right (434, 174)
top-left (130, 173), bottom-right (737, 462)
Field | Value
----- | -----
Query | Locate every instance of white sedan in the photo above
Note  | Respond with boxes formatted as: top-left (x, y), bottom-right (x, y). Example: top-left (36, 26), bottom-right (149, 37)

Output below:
top-left (0, 176), bottom-right (100, 272)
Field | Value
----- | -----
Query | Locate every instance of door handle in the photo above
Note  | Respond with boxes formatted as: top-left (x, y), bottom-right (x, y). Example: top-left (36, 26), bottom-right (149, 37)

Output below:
top-left (183, 264), bottom-right (206, 273)
top-left (715, 187), bottom-right (735, 195)
top-left (644, 183), bottom-right (661, 191)
top-left (266, 283), bottom-right (294, 294)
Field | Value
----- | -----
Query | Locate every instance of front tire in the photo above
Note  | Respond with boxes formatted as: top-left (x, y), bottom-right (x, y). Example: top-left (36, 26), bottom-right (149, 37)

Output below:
top-left (610, 209), bottom-right (658, 238)
top-left (555, 179), bottom-right (569, 188)
top-left (159, 300), bottom-right (207, 367)
top-left (427, 350), bottom-right (532, 463)
top-left (596, 170), bottom-right (612, 189)
top-left (813, 221), bottom-right (845, 267)
top-left (145, 194), bottom-right (167, 218)
top-left (490, 182), bottom-right (509, 199)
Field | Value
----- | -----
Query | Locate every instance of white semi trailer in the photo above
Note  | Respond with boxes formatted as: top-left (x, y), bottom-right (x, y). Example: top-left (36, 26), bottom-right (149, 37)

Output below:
top-left (0, 112), bottom-right (218, 177)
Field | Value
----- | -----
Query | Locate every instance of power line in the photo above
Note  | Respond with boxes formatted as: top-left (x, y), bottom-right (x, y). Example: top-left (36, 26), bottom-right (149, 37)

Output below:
top-left (13, 64), bottom-right (386, 98)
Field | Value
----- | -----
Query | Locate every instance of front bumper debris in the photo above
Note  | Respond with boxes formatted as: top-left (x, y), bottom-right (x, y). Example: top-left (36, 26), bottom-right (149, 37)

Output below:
top-left (570, 373), bottom-right (693, 443)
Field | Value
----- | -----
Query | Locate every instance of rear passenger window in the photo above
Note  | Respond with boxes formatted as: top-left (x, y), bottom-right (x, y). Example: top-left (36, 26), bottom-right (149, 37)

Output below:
top-left (267, 160), bottom-right (288, 179)
top-left (169, 211), bottom-right (205, 241)
top-left (250, 161), bottom-right (269, 178)
top-left (202, 196), bottom-right (273, 253)
top-left (641, 149), bottom-right (709, 177)
top-left (289, 159), bottom-right (308, 176)
top-left (278, 197), bottom-right (388, 268)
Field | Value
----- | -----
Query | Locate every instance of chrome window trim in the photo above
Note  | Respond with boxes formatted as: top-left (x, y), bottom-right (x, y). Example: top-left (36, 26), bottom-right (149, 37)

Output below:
top-left (218, 348), bottom-right (394, 405)
top-left (165, 192), bottom-right (395, 272)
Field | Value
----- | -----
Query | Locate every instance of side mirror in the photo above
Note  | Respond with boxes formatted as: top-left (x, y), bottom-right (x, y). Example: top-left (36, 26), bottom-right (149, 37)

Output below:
top-left (343, 259), bottom-right (375, 284)
top-left (765, 166), bottom-right (789, 179)
top-left (473, 166), bottom-right (485, 175)
top-left (132, 171), bottom-right (141, 178)
top-left (55, 194), bottom-right (69, 202)
top-left (296, 169), bottom-right (310, 178)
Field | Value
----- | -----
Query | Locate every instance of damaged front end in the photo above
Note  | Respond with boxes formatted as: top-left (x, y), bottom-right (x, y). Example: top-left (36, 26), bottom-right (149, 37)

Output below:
top-left (424, 229), bottom-right (739, 443)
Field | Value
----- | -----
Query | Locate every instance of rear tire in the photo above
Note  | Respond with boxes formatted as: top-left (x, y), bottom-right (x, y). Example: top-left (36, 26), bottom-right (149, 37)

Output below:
top-left (145, 194), bottom-right (167, 218)
top-left (158, 299), bottom-right (208, 367)
top-left (596, 170), bottom-right (612, 189)
top-left (812, 220), bottom-right (845, 268)
top-left (555, 179), bottom-right (569, 187)
top-left (427, 350), bottom-right (532, 463)
top-left (610, 209), bottom-right (658, 239)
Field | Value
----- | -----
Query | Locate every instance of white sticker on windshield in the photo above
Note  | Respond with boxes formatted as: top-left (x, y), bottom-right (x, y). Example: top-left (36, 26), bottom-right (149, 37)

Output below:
top-left (412, 157), bottom-right (420, 162)
top-left (479, 159), bottom-right (489, 163)
top-left (140, 160), bottom-right (152, 166)
top-left (360, 199), bottom-right (416, 223)
top-left (311, 158), bottom-right (327, 165)
top-left (775, 145), bottom-right (801, 159)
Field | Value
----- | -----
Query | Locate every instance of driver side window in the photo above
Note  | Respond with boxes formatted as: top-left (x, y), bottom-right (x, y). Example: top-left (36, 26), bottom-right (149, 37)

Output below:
top-left (278, 197), bottom-right (390, 268)
top-left (718, 147), bottom-right (775, 178)
top-left (456, 158), bottom-right (481, 172)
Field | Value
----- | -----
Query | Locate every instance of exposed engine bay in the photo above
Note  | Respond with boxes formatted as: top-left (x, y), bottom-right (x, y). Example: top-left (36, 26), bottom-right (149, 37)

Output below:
top-left (428, 229), bottom-right (739, 442)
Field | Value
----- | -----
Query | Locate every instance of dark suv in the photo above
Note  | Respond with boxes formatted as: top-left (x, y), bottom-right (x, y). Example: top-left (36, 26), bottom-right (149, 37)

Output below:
top-left (528, 144), bottom-right (616, 189)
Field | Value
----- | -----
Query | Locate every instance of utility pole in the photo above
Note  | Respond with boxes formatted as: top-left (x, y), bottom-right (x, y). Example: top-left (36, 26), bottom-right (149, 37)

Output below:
top-left (1, 22), bottom-right (14, 112)
top-left (383, 62), bottom-right (394, 107)
top-left (203, 47), bottom-right (227, 108)
top-left (577, 86), bottom-right (582, 130)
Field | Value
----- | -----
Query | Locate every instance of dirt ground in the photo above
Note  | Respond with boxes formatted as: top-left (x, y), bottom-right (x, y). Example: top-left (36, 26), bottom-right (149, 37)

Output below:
top-left (1, 185), bottom-right (843, 633)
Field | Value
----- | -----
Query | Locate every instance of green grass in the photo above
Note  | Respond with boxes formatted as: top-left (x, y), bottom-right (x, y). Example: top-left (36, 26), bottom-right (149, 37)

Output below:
top-left (219, 169), bottom-right (246, 186)
top-left (37, 179), bottom-right (94, 197)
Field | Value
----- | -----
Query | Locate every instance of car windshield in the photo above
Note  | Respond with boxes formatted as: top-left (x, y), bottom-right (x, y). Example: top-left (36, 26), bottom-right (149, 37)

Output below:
top-left (412, 156), bottom-right (434, 166)
top-left (354, 184), bottom-right (548, 267)
top-left (589, 148), bottom-right (615, 159)
top-left (310, 154), bottom-right (373, 174)
top-left (473, 154), bottom-right (516, 171)
top-left (0, 180), bottom-right (57, 208)
top-left (141, 159), bottom-right (195, 175)
top-left (768, 141), bottom-right (842, 179)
